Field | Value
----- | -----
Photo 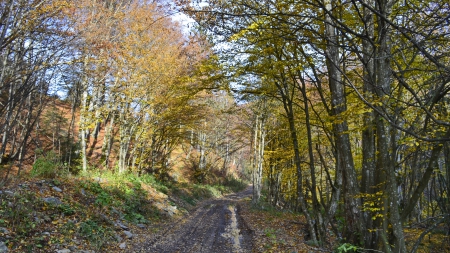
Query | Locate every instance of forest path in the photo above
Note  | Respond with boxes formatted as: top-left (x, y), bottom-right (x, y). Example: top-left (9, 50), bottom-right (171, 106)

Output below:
top-left (133, 186), bottom-right (254, 253)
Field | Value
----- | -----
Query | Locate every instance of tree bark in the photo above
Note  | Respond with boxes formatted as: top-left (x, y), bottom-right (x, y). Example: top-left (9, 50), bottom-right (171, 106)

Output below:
top-left (361, 0), bottom-right (377, 248)
top-left (252, 114), bottom-right (265, 204)
top-left (324, 0), bottom-right (363, 244)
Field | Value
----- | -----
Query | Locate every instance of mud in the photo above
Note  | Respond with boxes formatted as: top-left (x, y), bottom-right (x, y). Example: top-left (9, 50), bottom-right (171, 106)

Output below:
top-left (134, 186), bottom-right (254, 253)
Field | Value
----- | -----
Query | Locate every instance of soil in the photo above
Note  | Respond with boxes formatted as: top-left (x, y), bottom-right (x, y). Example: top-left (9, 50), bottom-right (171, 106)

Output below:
top-left (132, 186), bottom-right (254, 253)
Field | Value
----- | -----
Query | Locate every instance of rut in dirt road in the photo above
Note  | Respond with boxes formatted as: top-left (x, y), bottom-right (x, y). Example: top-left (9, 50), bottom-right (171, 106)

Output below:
top-left (136, 186), bottom-right (253, 253)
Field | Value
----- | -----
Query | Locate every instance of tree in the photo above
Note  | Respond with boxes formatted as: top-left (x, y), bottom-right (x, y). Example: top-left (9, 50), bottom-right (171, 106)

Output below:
top-left (182, 0), bottom-right (450, 251)
top-left (0, 0), bottom-right (73, 180)
top-left (71, 0), bottom-right (208, 174)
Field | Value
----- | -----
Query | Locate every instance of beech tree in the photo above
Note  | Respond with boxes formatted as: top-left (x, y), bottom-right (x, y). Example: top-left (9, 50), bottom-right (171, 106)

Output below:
top-left (182, 0), bottom-right (450, 251)
top-left (0, 0), bottom-right (73, 180)
top-left (70, 0), bottom-right (209, 174)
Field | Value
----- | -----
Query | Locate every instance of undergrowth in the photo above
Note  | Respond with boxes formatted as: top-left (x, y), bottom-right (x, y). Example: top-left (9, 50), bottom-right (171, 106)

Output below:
top-left (0, 167), bottom-right (248, 252)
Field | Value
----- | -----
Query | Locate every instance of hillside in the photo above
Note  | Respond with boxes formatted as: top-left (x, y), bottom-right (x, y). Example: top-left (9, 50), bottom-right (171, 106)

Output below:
top-left (0, 170), bottom-right (248, 252)
top-left (0, 95), bottom-right (252, 252)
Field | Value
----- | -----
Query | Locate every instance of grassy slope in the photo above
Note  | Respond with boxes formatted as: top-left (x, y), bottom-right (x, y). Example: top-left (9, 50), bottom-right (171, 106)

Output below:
top-left (0, 170), bottom-right (247, 253)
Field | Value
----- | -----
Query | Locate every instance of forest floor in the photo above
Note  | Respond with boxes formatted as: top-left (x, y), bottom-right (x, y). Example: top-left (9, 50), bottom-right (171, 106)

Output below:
top-left (0, 172), bottom-right (249, 253)
top-left (0, 174), bottom-right (331, 253)
top-left (1, 175), bottom-right (449, 253)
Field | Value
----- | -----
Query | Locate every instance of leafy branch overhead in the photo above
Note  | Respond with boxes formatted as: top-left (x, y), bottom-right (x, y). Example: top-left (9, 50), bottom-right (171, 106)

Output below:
top-left (1, 0), bottom-right (450, 253)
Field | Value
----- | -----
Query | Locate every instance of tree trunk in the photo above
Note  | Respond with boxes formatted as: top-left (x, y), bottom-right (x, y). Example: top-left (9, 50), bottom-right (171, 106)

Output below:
top-left (300, 75), bottom-right (326, 244)
top-left (361, 0), bottom-right (377, 248)
top-left (101, 112), bottom-right (115, 169)
top-left (324, 0), bottom-right (363, 244)
top-left (118, 104), bottom-right (133, 174)
top-left (80, 56), bottom-right (89, 173)
top-left (66, 83), bottom-right (80, 166)
top-left (373, 1), bottom-right (405, 251)
top-left (252, 115), bottom-right (265, 204)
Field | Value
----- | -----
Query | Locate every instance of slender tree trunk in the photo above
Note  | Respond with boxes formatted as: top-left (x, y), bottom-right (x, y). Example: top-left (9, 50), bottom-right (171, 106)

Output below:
top-left (0, 77), bottom-right (15, 164)
top-left (101, 112), bottom-right (115, 169)
top-left (18, 90), bottom-right (46, 175)
top-left (118, 105), bottom-right (133, 174)
top-left (252, 116), bottom-right (261, 203)
top-left (286, 103), bottom-right (318, 244)
top-left (66, 84), bottom-right (79, 166)
top-left (198, 127), bottom-right (207, 179)
top-left (401, 129), bottom-right (450, 221)
top-left (91, 81), bottom-right (105, 147)
top-left (300, 75), bottom-right (326, 243)
top-left (275, 75), bottom-right (319, 243)
top-left (80, 56), bottom-right (89, 173)
top-left (185, 129), bottom-right (194, 160)
top-left (254, 116), bottom-right (265, 204)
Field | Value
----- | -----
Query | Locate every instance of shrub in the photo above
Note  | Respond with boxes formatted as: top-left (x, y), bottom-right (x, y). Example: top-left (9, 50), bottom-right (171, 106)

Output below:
top-left (95, 191), bottom-right (111, 207)
top-left (31, 150), bottom-right (67, 178)
top-left (222, 176), bottom-right (248, 192)
top-left (336, 243), bottom-right (361, 253)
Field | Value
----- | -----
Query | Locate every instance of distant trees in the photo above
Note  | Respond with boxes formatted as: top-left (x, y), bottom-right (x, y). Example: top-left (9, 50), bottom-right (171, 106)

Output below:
top-left (1, 0), bottom-right (251, 185)
top-left (71, 0), bottom-right (207, 174)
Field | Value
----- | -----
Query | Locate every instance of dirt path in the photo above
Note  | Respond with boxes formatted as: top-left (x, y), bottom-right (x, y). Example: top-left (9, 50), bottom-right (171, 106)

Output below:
top-left (134, 186), bottom-right (254, 253)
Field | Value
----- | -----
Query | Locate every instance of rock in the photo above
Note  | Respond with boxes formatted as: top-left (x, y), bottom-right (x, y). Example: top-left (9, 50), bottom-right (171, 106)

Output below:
top-left (115, 220), bottom-right (128, 230)
top-left (35, 180), bottom-right (45, 186)
top-left (111, 208), bottom-right (123, 217)
top-left (52, 186), bottom-right (63, 193)
top-left (68, 246), bottom-right (78, 252)
top-left (165, 205), bottom-right (177, 217)
top-left (93, 177), bottom-right (106, 183)
top-left (56, 249), bottom-right (71, 253)
top-left (136, 224), bottom-right (146, 229)
top-left (119, 242), bottom-right (126, 249)
top-left (171, 172), bottom-right (180, 182)
top-left (114, 233), bottom-right (123, 243)
top-left (99, 214), bottom-right (114, 225)
top-left (42, 197), bottom-right (62, 205)
top-left (0, 241), bottom-right (8, 253)
top-left (3, 191), bottom-right (14, 196)
top-left (0, 228), bottom-right (10, 235)
top-left (123, 231), bottom-right (133, 239)
top-left (154, 202), bottom-right (178, 217)
top-left (34, 216), bottom-right (42, 223)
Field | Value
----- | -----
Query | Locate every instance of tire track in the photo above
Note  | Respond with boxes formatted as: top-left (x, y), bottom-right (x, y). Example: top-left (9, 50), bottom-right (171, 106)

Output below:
top-left (135, 186), bottom-right (253, 253)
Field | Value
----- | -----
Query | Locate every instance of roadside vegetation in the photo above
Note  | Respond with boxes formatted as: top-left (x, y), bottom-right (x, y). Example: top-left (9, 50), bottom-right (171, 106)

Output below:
top-left (0, 162), bottom-right (247, 252)
top-left (242, 189), bottom-right (450, 253)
